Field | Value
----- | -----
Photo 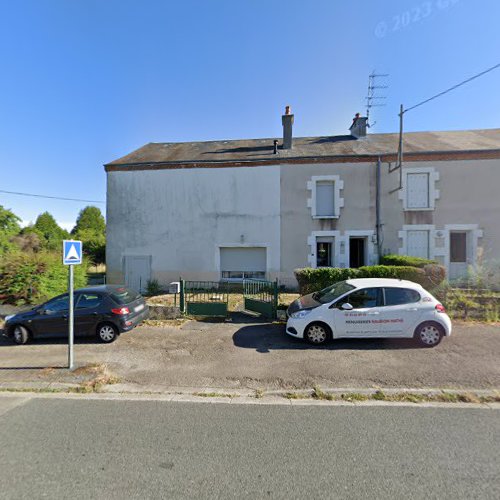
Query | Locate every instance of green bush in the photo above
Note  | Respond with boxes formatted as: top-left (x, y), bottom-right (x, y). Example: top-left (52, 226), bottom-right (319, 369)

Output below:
top-left (380, 254), bottom-right (437, 268)
top-left (145, 279), bottom-right (163, 296)
top-left (0, 252), bottom-right (88, 305)
top-left (294, 267), bottom-right (361, 295)
top-left (294, 264), bottom-right (446, 296)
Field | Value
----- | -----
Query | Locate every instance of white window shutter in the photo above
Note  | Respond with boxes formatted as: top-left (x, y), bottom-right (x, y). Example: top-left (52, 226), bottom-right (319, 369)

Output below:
top-left (316, 181), bottom-right (335, 216)
top-left (407, 230), bottom-right (429, 259)
top-left (407, 173), bottom-right (429, 208)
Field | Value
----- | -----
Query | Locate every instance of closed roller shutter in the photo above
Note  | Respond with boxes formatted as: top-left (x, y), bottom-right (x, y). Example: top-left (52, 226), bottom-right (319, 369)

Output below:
top-left (220, 247), bottom-right (266, 279)
top-left (316, 181), bottom-right (335, 216)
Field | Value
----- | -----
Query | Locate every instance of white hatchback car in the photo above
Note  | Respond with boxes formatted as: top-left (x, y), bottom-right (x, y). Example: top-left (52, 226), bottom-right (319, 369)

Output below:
top-left (286, 278), bottom-right (451, 347)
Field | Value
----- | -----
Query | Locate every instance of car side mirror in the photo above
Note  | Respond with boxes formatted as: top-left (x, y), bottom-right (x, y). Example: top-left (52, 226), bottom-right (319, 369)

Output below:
top-left (37, 308), bottom-right (46, 315)
top-left (341, 303), bottom-right (353, 311)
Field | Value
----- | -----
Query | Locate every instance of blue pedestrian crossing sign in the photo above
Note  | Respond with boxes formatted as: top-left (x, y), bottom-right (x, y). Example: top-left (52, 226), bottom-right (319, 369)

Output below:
top-left (63, 240), bottom-right (83, 265)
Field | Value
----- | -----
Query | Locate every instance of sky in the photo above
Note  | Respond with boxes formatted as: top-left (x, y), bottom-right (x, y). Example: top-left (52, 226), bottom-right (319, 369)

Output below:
top-left (0, 0), bottom-right (499, 229)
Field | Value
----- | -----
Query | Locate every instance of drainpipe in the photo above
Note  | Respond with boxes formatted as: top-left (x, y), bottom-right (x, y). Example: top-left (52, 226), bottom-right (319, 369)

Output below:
top-left (376, 156), bottom-right (382, 262)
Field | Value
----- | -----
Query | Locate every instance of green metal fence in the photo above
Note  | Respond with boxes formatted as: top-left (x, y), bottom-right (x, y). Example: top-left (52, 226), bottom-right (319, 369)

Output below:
top-left (180, 280), bottom-right (229, 317)
top-left (243, 279), bottom-right (278, 319)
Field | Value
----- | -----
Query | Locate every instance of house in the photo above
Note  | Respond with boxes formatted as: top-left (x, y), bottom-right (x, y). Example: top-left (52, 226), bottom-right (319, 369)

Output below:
top-left (104, 109), bottom-right (500, 291)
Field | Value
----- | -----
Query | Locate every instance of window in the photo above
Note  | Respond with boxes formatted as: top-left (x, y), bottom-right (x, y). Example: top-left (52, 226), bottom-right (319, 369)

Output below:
top-left (343, 288), bottom-right (381, 309)
top-left (384, 288), bottom-right (420, 306)
top-left (110, 288), bottom-right (140, 305)
top-left (307, 175), bottom-right (344, 218)
top-left (407, 230), bottom-right (429, 259)
top-left (221, 271), bottom-right (266, 280)
top-left (407, 173), bottom-right (429, 209)
top-left (450, 232), bottom-right (467, 263)
top-left (77, 294), bottom-right (102, 309)
top-left (45, 296), bottom-right (69, 313)
top-left (314, 281), bottom-right (355, 304)
top-left (220, 247), bottom-right (266, 281)
top-left (316, 181), bottom-right (335, 217)
top-left (400, 168), bottom-right (439, 211)
top-left (316, 239), bottom-right (333, 267)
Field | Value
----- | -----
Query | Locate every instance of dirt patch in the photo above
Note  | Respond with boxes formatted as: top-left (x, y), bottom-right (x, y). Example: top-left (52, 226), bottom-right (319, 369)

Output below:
top-left (1, 321), bottom-right (499, 391)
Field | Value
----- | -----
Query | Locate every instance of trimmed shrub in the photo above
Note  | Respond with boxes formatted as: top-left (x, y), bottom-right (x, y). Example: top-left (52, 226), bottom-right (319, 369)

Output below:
top-left (294, 264), bottom-right (446, 296)
top-left (380, 254), bottom-right (436, 268)
top-left (294, 267), bottom-right (361, 295)
top-left (0, 252), bottom-right (88, 305)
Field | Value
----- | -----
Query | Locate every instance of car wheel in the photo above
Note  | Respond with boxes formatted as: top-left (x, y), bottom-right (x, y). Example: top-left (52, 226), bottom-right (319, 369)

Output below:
top-left (97, 323), bottom-right (118, 343)
top-left (305, 323), bottom-right (331, 345)
top-left (12, 325), bottom-right (29, 345)
top-left (414, 322), bottom-right (444, 348)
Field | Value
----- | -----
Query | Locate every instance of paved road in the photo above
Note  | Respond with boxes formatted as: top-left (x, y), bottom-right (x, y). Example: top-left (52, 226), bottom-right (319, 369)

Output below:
top-left (0, 396), bottom-right (499, 499)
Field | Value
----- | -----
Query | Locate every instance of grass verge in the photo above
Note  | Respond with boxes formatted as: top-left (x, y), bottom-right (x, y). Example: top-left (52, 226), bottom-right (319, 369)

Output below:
top-left (192, 392), bottom-right (239, 399)
top-left (281, 388), bottom-right (500, 404)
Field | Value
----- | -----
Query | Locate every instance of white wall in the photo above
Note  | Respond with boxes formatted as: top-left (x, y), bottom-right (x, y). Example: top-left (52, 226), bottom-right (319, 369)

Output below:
top-left (106, 166), bottom-right (281, 285)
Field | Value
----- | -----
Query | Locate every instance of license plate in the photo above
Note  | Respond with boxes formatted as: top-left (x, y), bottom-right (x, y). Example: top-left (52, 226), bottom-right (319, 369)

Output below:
top-left (134, 303), bottom-right (145, 312)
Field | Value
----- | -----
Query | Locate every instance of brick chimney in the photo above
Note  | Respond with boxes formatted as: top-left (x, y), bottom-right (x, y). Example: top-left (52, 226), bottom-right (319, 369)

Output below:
top-left (349, 113), bottom-right (368, 138)
top-left (282, 105), bottom-right (294, 149)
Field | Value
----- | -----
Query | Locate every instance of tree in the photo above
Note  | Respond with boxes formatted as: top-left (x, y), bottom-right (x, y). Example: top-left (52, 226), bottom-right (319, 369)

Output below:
top-left (34, 212), bottom-right (69, 251)
top-left (72, 206), bottom-right (106, 265)
top-left (72, 206), bottom-right (106, 235)
top-left (0, 205), bottom-right (21, 255)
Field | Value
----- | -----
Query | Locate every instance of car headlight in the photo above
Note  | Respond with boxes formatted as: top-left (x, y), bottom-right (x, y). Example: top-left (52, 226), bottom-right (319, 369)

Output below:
top-left (290, 309), bottom-right (312, 319)
top-left (4, 315), bottom-right (14, 322)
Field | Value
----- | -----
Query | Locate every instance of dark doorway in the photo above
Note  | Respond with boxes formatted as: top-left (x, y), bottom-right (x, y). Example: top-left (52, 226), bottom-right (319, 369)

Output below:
top-left (349, 238), bottom-right (366, 268)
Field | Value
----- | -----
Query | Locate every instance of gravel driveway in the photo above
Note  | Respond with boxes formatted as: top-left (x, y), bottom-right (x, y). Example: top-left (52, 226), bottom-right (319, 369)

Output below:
top-left (1, 318), bottom-right (499, 390)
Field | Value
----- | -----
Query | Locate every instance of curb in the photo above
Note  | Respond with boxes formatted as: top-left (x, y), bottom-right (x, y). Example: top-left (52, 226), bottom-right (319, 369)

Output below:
top-left (0, 382), bottom-right (499, 408)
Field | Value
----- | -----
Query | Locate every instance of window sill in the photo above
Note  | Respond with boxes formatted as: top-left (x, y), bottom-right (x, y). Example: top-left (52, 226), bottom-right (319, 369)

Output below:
top-left (312, 215), bottom-right (339, 220)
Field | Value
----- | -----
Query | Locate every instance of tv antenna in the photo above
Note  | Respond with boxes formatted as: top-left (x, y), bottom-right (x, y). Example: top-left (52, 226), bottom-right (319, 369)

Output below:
top-left (366, 71), bottom-right (389, 127)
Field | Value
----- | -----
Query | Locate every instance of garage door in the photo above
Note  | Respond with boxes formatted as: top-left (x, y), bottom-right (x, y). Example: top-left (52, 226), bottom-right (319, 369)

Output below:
top-left (220, 247), bottom-right (266, 280)
top-left (124, 256), bottom-right (151, 293)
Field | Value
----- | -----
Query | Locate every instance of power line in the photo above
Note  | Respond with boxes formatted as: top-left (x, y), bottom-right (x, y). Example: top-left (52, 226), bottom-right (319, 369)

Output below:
top-left (391, 62), bottom-right (500, 191)
top-left (404, 62), bottom-right (500, 114)
top-left (0, 190), bottom-right (105, 204)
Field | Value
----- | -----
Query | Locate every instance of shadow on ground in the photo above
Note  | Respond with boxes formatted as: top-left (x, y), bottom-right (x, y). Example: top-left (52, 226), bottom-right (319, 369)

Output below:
top-left (232, 324), bottom-right (420, 353)
top-left (0, 331), bottom-right (101, 347)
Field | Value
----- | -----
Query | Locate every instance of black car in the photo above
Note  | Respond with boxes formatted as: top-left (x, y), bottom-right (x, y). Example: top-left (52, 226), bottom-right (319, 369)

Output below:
top-left (4, 285), bottom-right (149, 344)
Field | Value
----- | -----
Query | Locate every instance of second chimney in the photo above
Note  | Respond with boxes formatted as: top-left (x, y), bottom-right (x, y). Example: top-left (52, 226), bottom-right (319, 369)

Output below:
top-left (282, 105), bottom-right (294, 149)
top-left (349, 113), bottom-right (368, 138)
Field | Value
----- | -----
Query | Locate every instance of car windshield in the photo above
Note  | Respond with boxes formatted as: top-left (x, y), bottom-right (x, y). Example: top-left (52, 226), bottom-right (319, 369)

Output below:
top-left (312, 281), bottom-right (355, 304)
top-left (110, 287), bottom-right (140, 305)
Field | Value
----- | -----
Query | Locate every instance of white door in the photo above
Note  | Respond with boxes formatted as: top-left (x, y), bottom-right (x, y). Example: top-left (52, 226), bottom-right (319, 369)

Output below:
top-left (124, 256), bottom-right (151, 293)
top-left (407, 230), bottom-right (429, 259)
top-left (334, 287), bottom-right (382, 338)
top-left (449, 231), bottom-right (469, 280)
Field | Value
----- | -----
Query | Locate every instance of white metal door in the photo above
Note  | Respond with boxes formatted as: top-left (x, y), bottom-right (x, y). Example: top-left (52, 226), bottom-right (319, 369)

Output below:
top-left (124, 256), bottom-right (151, 293)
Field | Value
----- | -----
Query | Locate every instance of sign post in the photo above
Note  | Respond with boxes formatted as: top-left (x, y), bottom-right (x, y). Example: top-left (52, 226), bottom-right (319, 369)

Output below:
top-left (63, 240), bottom-right (83, 370)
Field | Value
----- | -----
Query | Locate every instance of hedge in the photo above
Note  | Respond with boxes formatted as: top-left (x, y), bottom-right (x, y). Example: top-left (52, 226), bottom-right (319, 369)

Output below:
top-left (0, 252), bottom-right (88, 305)
top-left (380, 254), bottom-right (437, 268)
top-left (294, 264), bottom-right (445, 296)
